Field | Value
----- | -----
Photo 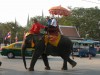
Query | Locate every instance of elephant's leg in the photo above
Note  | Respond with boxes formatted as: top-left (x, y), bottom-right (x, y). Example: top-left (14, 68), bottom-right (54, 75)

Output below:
top-left (42, 54), bottom-right (50, 70)
top-left (28, 50), bottom-right (42, 71)
top-left (66, 51), bottom-right (77, 68)
top-left (61, 55), bottom-right (68, 70)
top-left (67, 57), bottom-right (77, 68)
top-left (28, 39), bottom-right (46, 71)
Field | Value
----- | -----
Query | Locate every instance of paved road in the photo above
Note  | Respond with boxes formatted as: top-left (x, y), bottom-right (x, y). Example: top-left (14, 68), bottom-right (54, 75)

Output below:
top-left (0, 55), bottom-right (100, 75)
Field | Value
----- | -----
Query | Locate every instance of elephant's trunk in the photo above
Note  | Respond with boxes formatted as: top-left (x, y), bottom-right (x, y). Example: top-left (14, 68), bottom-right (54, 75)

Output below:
top-left (21, 44), bottom-right (27, 69)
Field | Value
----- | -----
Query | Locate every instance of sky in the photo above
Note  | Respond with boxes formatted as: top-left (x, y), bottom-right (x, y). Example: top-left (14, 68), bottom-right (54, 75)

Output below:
top-left (0, 0), bottom-right (100, 27)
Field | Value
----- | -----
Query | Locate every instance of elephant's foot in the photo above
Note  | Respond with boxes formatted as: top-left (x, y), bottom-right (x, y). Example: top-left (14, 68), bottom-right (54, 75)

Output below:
top-left (71, 61), bottom-right (77, 68)
top-left (28, 68), bottom-right (34, 71)
top-left (45, 66), bottom-right (51, 70)
top-left (61, 67), bottom-right (67, 70)
top-left (0, 62), bottom-right (2, 66)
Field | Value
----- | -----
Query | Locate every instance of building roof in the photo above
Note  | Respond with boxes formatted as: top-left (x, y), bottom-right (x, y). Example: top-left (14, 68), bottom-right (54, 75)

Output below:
top-left (59, 25), bottom-right (82, 40)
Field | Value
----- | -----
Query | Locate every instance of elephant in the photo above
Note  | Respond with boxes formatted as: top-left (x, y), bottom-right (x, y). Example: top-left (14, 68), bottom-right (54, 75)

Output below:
top-left (21, 33), bottom-right (77, 71)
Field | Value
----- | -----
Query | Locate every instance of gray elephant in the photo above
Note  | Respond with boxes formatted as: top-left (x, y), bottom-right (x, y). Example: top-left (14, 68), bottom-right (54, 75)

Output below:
top-left (21, 34), bottom-right (77, 71)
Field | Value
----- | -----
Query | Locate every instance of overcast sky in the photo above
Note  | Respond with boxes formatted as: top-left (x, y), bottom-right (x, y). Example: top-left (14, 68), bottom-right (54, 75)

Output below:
top-left (0, 0), bottom-right (100, 27)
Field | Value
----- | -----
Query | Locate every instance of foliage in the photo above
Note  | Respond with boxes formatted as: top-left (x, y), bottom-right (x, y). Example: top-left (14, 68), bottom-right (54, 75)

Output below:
top-left (0, 22), bottom-right (26, 43)
top-left (59, 7), bottom-right (100, 40)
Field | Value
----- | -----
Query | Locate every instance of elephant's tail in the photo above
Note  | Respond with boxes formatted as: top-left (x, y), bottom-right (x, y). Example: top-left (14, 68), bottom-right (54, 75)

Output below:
top-left (72, 52), bottom-right (74, 59)
top-left (71, 48), bottom-right (74, 59)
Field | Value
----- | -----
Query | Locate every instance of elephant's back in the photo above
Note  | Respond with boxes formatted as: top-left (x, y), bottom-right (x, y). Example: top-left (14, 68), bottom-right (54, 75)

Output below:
top-left (58, 35), bottom-right (73, 50)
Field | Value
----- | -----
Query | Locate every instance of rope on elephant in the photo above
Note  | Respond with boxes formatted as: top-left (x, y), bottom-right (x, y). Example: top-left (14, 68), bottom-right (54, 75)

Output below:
top-left (44, 33), bottom-right (61, 47)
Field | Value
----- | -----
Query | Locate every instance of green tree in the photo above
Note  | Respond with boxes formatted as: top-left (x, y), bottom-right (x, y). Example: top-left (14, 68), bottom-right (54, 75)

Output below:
top-left (59, 7), bottom-right (100, 40)
top-left (0, 22), bottom-right (26, 43)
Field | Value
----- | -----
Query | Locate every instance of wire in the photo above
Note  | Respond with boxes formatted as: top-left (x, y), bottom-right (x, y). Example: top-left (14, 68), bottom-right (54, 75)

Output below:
top-left (82, 0), bottom-right (100, 4)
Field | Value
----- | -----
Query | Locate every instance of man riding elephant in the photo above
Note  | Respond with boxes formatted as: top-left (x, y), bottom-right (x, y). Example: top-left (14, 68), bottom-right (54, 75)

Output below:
top-left (23, 18), bottom-right (46, 47)
top-left (21, 18), bottom-right (77, 71)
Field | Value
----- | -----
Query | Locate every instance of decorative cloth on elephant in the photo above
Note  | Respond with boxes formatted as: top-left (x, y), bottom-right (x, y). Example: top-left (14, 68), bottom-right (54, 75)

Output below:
top-left (44, 33), bottom-right (61, 47)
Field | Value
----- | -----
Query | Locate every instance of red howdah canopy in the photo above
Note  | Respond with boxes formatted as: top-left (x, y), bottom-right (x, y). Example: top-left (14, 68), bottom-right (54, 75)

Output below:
top-left (49, 5), bottom-right (70, 16)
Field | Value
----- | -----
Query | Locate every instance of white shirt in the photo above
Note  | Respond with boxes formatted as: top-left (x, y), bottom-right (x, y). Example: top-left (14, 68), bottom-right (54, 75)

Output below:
top-left (51, 18), bottom-right (57, 27)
